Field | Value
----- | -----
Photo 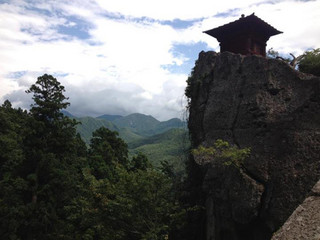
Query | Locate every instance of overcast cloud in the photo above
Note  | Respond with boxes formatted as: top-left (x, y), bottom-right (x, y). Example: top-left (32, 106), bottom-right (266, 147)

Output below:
top-left (0, 0), bottom-right (319, 120)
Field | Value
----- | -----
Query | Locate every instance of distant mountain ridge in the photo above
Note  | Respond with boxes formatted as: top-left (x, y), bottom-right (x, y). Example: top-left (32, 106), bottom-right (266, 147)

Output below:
top-left (63, 111), bottom-right (185, 143)
top-left (112, 113), bottom-right (160, 136)
top-left (62, 111), bottom-right (188, 169)
top-left (76, 116), bottom-right (119, 143)
top-left (128, 128), bottom-right (189, 169)
top-left (97, 114), bottom-right (123, 122)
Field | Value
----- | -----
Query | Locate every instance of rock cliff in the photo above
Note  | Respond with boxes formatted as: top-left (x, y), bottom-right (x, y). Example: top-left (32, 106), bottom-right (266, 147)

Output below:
top-left (271, 180), bottom-right (320, 240)
top-left (186, 51), bottom-right (320, 240)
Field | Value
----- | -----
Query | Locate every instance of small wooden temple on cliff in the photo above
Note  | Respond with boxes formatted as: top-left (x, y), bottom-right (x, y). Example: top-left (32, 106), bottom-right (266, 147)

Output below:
top-left (204, 13), bottom-right (282, 57)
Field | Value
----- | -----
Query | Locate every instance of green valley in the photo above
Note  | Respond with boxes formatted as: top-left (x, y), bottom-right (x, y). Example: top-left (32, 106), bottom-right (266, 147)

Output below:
top-left (72, 112), bottom-right (190, 170)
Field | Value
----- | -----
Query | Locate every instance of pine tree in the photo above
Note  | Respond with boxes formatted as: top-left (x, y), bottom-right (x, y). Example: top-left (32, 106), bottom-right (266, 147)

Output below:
top-left (20, 74), bottom-right (86, 239)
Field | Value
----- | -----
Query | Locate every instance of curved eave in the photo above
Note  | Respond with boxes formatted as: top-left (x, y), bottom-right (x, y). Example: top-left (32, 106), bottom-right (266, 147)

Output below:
top-left (204, 28), bottom-right (283, 39)
top-left (203, 13), bottom-right (283, 41)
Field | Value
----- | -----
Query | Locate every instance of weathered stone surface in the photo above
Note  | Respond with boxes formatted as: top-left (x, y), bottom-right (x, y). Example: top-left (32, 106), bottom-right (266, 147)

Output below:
top-left (187, 51), bottom-right (320, 240)
top-left (271, 180), bottom-right (320, 240)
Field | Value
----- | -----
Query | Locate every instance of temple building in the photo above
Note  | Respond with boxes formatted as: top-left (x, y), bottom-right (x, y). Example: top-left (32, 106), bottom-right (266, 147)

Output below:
top-left (204, 13), bottom-right (282, 57)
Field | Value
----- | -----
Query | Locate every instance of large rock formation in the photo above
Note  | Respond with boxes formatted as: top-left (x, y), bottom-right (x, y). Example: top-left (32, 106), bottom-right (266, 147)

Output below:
top-left (271, 180), bottom-right (320, 240)
top-left (186, 51), bottom-right (320, 240)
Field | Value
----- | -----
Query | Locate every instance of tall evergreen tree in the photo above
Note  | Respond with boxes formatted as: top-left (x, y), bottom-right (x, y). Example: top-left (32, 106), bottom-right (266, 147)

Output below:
top-left (26, 74), bottom-right (79, 155)
top-left (20, 74), bottom-right (86, 239)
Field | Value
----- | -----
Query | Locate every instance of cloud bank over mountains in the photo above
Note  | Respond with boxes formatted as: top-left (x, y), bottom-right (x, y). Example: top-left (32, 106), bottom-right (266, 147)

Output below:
top-left (1, 0), bottom-right (319, 120)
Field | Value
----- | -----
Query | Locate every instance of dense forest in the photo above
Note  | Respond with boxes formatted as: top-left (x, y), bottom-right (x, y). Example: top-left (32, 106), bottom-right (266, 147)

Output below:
top-left (0, 74), bottom-right (193, 240)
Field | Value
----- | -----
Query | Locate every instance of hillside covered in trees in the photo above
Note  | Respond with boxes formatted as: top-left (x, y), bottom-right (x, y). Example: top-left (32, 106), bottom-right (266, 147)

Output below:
top-left (72, 111), bottom-right (189, 171)
top-left (0, 74), bottom-right (189, 239)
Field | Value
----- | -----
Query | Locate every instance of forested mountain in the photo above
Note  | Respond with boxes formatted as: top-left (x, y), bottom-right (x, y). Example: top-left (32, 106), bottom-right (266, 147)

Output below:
top-left (0, 74), bottom-right (187, 240)
top-left (128, 128), bottom-right (189, 171)
top-left (97, 114), bottom-right (123, 121)
top-left (69, 111), bottom-right (188, 170)
top-left (74, 112), bottom-right (185, 144)
top-left (105, 112), bottom-right (185, 137)
top-left (113, 113), bottom-right (160, 135)
top-left (76, 116), bottom-right (119, 143)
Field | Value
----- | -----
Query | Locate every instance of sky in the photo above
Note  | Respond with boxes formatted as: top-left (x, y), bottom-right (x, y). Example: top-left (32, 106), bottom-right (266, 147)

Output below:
top-left (0, 0), bottom-right (319, 120)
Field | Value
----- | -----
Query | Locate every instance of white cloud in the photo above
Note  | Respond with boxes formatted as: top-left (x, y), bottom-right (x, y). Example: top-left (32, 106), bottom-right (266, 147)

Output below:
top-left (244, 0), bottom-right (320, 55)
top-left (95, 0), bottom-right (266, 20)
top-left (0, 0), bottom-right (319, 120)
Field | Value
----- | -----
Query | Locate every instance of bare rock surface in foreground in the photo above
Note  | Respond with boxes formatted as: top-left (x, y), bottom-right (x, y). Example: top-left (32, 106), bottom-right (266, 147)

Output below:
top-left (271, 180), bottom-right (320, 240)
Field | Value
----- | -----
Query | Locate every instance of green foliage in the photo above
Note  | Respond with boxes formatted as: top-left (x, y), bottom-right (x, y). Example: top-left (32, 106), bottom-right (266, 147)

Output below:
top-left (88, 127), bottom-right (129, 180)
top-left (144, 118), bottom-right (185, 136)
top-left (113, 113), bottom-right (160, 135)
top-left (267, 47), bottom-right (320, 76)
top-left (76, 114), bottom-right (186, 169)
top-left (105, 167), bottom-right (174, 240)
top-left (299, 48), bottom-right (320, 76)
top-left (75, 113), bottom-right (187, 175)
top-left (118, 127), bottom-right (144, 144)
top-left (76, 116), bottom-right (118, 145)
top-left (0, 75), bottom-right (185, 240)
top-left (185, 62), bottom-right (197, 100)
top-left (0, 101), bottom-right (30, 238)
top-left (0, 75), bottom-right (87, 239)
top-left (131, 152), bottom-right (152, 171)
top-left (129, 128), bottom-right (190, 172)
top-left (26, 74), bottom-right (70, 123)
top-left (26, 74), bottom-right (79, 155)
top-left (78, 129), bottom-right (177, 240)
top-left (192, 139), bottom-right (251, 168)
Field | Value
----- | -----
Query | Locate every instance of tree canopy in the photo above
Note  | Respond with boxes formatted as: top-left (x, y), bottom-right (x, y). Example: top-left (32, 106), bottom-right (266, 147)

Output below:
top-left (267, 48), bottom-right (320, 77)
top-left (298, 48), bottom-right (320, 76)
top-left (0, 74), bottom-right (183, 240)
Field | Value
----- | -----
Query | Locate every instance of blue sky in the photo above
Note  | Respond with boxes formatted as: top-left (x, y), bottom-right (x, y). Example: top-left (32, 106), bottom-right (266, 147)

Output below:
top-left (1, 0), bottom-right (319, 120)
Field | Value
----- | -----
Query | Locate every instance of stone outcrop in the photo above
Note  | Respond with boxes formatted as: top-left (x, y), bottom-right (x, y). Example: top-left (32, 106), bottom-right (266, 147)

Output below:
top-left (186, 51), bottom-right (320, 240)
top-left (271, 180), bottom-right (320, 240)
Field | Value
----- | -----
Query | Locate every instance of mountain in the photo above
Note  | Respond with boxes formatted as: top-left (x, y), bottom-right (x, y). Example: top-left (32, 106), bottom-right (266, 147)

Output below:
top-left (61, 110), bottom-right (76, 118)
top-left (76, 113), bottom-right (186, 143)
top-left (76, 116), bottom-right (118, 144)
top-left (128, 128), bottom-right (190, 171)
top-left (112, 113), bottom-right (160, 136)
top-left (72, 112), bottom-right (189, 169)
top-left (97, 114), bottom-right (123, 121)
top-left (112, 113), bottom-right (185, 136)
top-left (118, 127), bottom-right (144, 144)
top-left (144, 118), bottom-right (185, 136)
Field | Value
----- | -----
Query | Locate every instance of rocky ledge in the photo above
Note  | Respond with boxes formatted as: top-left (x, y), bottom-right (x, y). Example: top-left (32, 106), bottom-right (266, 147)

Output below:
top-left (187, 51), bottom-right (320, 240)
top-left (271, 180), bottom-right (320, 240)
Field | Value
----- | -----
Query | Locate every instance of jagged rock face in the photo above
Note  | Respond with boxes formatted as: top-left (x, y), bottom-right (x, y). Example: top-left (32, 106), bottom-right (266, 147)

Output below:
top-left (271, 180), bottom-right (320, 240)
top-left (187, 51), bottom-right (320, 240)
